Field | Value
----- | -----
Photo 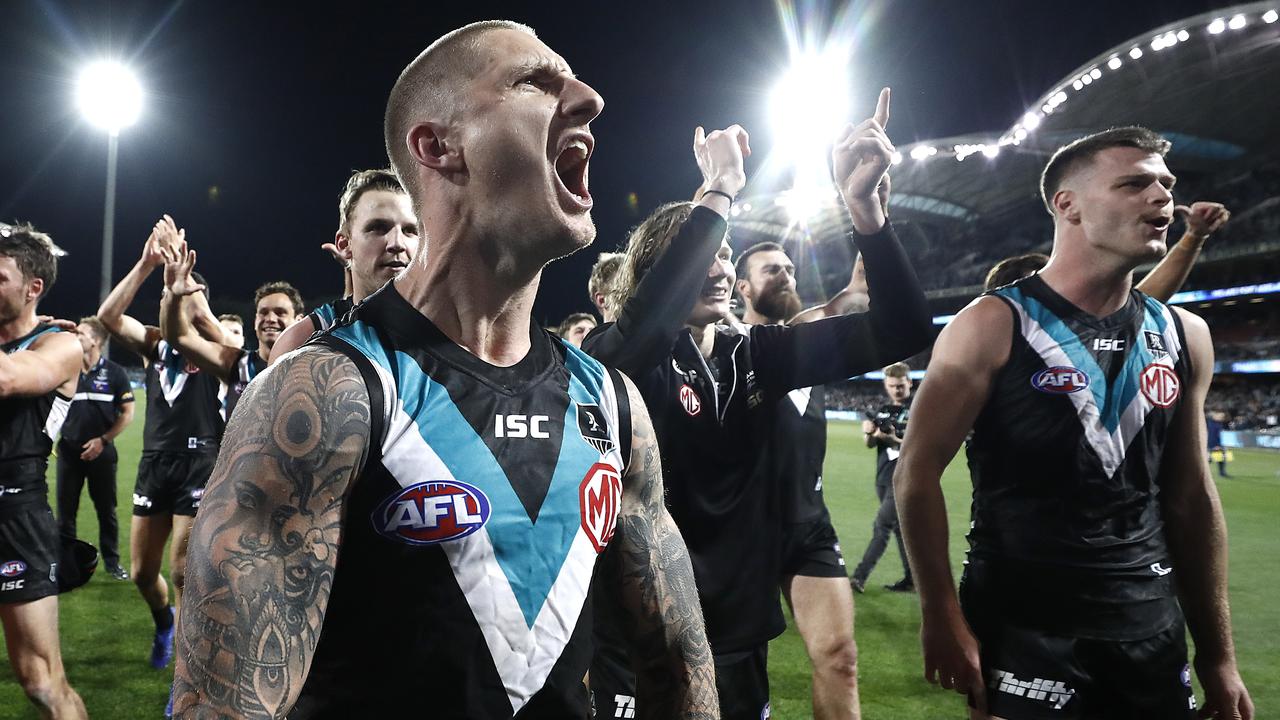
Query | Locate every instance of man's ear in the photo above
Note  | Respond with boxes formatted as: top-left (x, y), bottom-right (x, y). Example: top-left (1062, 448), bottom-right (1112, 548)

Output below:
top-left (1053, 189), bottom-right (1080, 223)
top-left (334, 232), bottom-right (354, 260)
top-left (407, 121), bottom-right (464, 173)
top-left (735, 277), bottom-right (752, 300)
top-left (26, 277), bottom-right (43, 305)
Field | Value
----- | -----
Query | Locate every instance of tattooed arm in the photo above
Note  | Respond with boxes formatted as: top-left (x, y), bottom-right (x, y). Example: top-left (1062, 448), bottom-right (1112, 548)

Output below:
top-left (604, 375), bottom-right (718, 719)
top-left (172, 346), bottom-right (371, 719)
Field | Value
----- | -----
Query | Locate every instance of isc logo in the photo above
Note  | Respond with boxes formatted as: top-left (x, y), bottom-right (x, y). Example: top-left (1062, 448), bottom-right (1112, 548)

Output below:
top-left (494, 414), bottom-right (550, 438)
top-left (1092, 338), bottom-right (1125, 352)
top-left (1030, 366), bottom-right (1090, 394)
top-left (0, 580), bottom-right (24, 592)
top-left (0, 560), bottom-right (26, 578)
top-left (374, 480), bottom-right (491, 545)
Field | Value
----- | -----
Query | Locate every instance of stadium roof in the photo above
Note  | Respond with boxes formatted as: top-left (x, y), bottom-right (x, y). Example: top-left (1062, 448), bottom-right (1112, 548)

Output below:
top-left (734, 1), bottom-right (1280, 238)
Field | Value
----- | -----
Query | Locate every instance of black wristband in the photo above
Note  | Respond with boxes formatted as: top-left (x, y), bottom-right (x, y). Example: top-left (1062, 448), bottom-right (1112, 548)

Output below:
top-left (702, 189), bottom-right (734, 205)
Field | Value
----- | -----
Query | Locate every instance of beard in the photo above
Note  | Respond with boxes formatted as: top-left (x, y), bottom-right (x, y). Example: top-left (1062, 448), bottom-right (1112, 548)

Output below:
top-left (755, 286), bottom-right (803, 323)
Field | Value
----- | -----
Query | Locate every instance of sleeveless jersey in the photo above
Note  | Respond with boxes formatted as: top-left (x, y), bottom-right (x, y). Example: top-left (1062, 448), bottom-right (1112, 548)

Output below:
top-left (141, 340), bottom-right (225, 452)
top-left (307, 297), bottom-right (353, 333)
top-left (774, 385), bottom-right (829, 524)
top-left (0, 325), bottom-right (72, 508)
top-left (222, 348), bottom-right (268, 421)
top-left (964, 274), bottom-right (1189, 639)
top-left (294, 286), bottom-right (630, 719)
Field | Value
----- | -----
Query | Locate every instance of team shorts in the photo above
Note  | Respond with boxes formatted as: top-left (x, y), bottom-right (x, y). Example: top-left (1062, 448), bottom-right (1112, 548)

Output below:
top-left (968, 612), bottom-right (1196, 720)
top-left (0, 504), bottom-right (60, 604)
top-left (133, 450), bottom-right (218, 517)
top-left (780, 511), bottom-right (846, 579)
top-left (590, 643), bottom-right (770, 720)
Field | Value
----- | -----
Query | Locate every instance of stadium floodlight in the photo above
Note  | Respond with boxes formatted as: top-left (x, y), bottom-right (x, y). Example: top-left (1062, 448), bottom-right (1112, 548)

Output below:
top-left (1229, 14), bottom-right (1247, 29)
top-left (1129, 46), bottom-right (1144, 59)
top-left (1177, 29), bottom-right (1190, 41)
top-left (1264, 10), bottom-right (1278, 24)
top-left (77, 61), bottom-right (142, 135)
top-left (1108, 56), bottom-right (1123, 70)
top-left (1152, 36), bottom-right (1167, 51)
top-left (1089, 68), bottom-right (1102, 79)
top-left (890, 151), bottom-right (903, 165)
top-left (909, 145), bottom-right (937, 161)
top-left (1208, 18), bottom-right (1226, 33)
top-left (77, 60), bottom-right (143, 302)
top-left (981, 145), bottom-right (999, 159)
top-left (768, 46), bottom-right (852, 210)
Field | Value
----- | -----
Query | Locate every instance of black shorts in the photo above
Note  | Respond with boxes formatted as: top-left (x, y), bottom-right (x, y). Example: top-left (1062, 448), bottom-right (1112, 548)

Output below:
top-left (589, 643), bottom-right (770, 720)
top-left (0, 504), bottom-right (60, 604)
top-left (133, 450), bottom-right (217, 517)
top-left (780, 512), bottom-right (846, 579)
top-left (970, 614), bottom-right (1196, 720)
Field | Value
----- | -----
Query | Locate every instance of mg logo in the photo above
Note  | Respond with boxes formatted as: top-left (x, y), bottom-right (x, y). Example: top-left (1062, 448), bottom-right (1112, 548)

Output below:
top-left (1140, 363), bottom-right (1180, 408)
top-left (579, 462), bottom-right (622, 553)
top-left (678, 384), bottom-right (702, 416)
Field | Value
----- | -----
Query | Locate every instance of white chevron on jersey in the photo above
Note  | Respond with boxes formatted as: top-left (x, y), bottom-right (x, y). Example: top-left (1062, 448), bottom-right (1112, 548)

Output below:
top-left (1002, 298), bottom-right (1183, 479)
top-left (363, 352), bottom-right (625, 715)
top-left (155, 340), bottom-right (192, 406)
top-left (787, 386), bottom-right (813, 415)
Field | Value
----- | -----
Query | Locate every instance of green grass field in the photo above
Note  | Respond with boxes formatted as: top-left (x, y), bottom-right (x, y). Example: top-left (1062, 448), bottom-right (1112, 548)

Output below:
top-left (2, 400), bottom-right (1277, 718)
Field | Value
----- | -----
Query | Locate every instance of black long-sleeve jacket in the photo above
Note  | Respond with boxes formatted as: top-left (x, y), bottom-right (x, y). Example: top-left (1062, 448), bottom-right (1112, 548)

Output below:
top-left (584, 205), bottom-right (932, 651)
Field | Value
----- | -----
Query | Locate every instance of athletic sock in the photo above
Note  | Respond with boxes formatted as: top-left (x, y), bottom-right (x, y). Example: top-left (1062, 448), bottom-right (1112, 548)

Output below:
top-left (152, 605), bottom-right (174, 631)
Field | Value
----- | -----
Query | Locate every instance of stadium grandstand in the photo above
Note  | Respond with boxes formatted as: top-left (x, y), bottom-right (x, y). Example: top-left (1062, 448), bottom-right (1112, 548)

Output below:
top-left (731, 1), bottom-right (1280, 444)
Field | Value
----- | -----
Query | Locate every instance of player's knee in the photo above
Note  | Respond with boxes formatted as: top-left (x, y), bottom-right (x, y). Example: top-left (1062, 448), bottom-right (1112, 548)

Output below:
top-left (171, 564), bottom-right (186, 592)
top-left (16, 666), bottom-right (58, 712)
top-left (815, 634), bottom-right (859, 683)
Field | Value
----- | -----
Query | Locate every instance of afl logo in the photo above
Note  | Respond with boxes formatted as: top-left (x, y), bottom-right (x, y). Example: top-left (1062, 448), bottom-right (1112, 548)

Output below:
top-left (580, 462), bottom-right (623, 553)
top-left (0, 560), bottom-right (26, 578)
top-left (1140, 363), bottom-right (1180, 408)
top-left (1031, 366), bottom-right (1090, 394)
top-left (678, 384), bottom-right (702, 416)
top-left (373, 480), bottom-right (491, 545)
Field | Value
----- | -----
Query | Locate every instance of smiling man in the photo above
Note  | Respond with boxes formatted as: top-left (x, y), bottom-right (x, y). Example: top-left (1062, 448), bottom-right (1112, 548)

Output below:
top-left (173, 20), bottom-right (716, 719)
top-left (160, 248), bottom-right (303, 420)
top-left (895, 127), bottom-right (1253, 720)
top-left (269, 168), bottom-right (419, 362)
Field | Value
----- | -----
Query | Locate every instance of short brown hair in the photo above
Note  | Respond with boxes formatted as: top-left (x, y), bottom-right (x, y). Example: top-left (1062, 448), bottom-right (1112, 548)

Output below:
top-left (0, 221), bottom-right (63, 299)
top-left (883, 362), bottom-right (910, 379)
top-left (77, 316), bottom-right (108, 344)
top-left (588, 252), bottom-right (624, 301)
top-left (984, 253), bottom-right (1049, 291)
top-left (1040, 126), bottom-right (1171, 215)
top-left (606, 202), bottom-right (700, 317)
top-left (217, 313), bottom-right (243, 326)
top-left (556, 312), bottom-right (596, 338)
top-left (253, 281), bottom-right (304, 316)
top-left (734, 241), bottom-right (785, 280)
top-left (338, 169), bottom-right (404, 235)
top-left (384, 20), bottom-right (536, 205)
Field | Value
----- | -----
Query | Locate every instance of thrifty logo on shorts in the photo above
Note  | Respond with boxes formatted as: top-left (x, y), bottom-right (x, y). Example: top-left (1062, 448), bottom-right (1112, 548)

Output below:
top-left (990, 669), bottom-right (1075, 710)
top-left (613, 694), bottom-right (635, 718)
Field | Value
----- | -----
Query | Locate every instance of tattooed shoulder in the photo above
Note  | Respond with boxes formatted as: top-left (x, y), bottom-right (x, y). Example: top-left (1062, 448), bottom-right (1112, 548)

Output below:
top-left (172, 346), bottom-right (371, 719)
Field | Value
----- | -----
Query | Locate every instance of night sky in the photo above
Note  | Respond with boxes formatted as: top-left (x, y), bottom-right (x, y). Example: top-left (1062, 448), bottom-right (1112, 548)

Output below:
top-left (0, 0), bottom-right (1242, 351)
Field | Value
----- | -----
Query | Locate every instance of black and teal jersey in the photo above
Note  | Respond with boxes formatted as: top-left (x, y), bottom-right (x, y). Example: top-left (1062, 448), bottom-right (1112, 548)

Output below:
top-left (140, 340), bottom-right (225, 452)
top-left (963, 274), bottom-right (1190, 639)
top-left (293, 285), bottom-right (631, 719)
top-left (1, 324), bottom-right (71, 462)
top-left (306, 296), bottom-right (353, 334)
top-left (222, 348), bottom-right (268, 421)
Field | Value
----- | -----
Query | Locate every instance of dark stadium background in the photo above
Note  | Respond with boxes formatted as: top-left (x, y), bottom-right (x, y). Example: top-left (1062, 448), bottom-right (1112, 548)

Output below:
top-left (0, 0), bottom-right (1245, 340)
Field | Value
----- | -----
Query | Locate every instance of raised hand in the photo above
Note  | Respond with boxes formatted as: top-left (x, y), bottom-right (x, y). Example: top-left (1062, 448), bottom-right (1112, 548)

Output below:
top-left (1176, 202), bottom-right (1230, 241)
top-left (833, 88), bottom-right (895, 233)
top-left (141, 214), bottom-right (186, 268)
top-left (694, 124), bottom-right (751, 200)
top-left (163, 241), bottom-right (206, 297)
top-left (36, 315), bottom-right (78, 331)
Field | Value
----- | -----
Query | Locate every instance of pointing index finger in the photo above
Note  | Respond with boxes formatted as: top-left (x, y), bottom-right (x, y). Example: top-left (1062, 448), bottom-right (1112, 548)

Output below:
top-left (874, 87), bottom-right (891, 129)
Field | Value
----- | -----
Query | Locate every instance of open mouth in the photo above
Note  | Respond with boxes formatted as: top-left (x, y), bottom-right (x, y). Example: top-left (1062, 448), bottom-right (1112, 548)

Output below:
top-left (554, 136), bottom-right (593, 210)
top-left (701, 285), bottom-right (730, 301)
top-left (1142, 215), bottom-right (1172, 232)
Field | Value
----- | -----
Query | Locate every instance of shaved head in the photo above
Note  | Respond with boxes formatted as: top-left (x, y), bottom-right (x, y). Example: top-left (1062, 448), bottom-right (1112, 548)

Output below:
top-left (383, 20), bottom-right (536, 204)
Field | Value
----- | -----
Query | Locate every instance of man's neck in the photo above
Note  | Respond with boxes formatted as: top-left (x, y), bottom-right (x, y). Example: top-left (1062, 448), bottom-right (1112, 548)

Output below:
top-left (257, 345), bottom-right (271, 364)
top-left (685, 321), bottom-right (716, 359)
top-left (0, 308), bottom-right (39, 345)
top-left (83, 348), bottom-right (101, 373)
top-left (741, 307), bottom-right (775, 326)
top-left (395, 238), bottom-right (541, 368)
top-left (1039, 232), bottom-right (1136, 318)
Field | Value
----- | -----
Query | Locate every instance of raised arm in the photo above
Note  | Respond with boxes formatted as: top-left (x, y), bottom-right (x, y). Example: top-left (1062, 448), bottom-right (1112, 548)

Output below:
top-left (893, 296), bottom-right (1010, 712)
top-left (1136, 202), bottom-right (1230, 302)
top-left (160, 244), bottom-right (241, 381)
top-left (1158, 309), bottom-right (1253, 720)
top-left (98, 218), bottom-right (174, 359)
top-left (172, 346), bottom-right (370, 718)
top-left (602, 375), bottom-right (717, 719)
top-left (0, 331), bottom-right (81, 399)
top-left (582, 125), bottom-right (747, 377)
